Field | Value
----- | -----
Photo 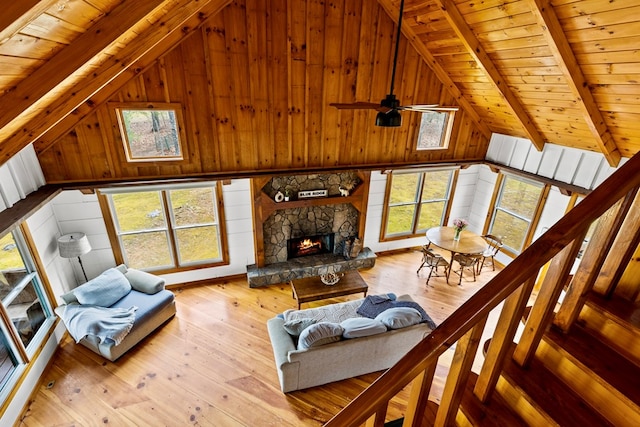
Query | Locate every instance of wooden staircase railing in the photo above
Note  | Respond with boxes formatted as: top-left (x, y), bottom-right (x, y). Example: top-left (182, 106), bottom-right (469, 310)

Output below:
top-left (325, 152), bottom-right (640, 427)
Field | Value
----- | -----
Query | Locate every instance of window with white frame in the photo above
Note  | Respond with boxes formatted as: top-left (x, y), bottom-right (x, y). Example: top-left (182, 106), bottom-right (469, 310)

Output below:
top-left (100, 182), bottom-right (227, 272)
top-left (489, 175), bottom-right (545, 254)
top-left (416, 110), bottom-right (456, 150)
top-left (0, 226), bottom-right (54, 398)
top-left (382, 169), bottom-right (456, 240)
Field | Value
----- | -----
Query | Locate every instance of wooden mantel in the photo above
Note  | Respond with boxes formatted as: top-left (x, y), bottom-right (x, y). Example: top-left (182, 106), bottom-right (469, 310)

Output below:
top-left (250, 171), bottom-right (371, 268)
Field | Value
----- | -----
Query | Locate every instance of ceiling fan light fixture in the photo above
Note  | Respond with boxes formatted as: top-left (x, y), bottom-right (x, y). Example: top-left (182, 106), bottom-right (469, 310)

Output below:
top-left (376, 110), bottom-right (402, 127)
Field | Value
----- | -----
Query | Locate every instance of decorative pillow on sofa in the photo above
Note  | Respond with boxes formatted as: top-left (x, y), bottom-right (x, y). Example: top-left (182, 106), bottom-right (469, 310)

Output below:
top-left (375, 307), bottom-right (422, 330)
top-left (283, 318), bottom-right (317, 336)
top-left (124, 268), bottom-right (165, 295)
top-left (297, 322), bottom-right (344, 350)
top-left (340, 317), bottom-right (387, 339)
top-left (73, 268), bottom-right (131, 307)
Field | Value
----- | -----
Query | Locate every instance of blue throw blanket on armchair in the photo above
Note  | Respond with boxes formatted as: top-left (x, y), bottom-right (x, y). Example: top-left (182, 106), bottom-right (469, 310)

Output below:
top-left (56, 304), bottom-right (137, 345)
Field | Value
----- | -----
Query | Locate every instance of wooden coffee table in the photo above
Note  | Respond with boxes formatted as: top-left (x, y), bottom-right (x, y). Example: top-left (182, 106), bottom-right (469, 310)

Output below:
top-left (290, 270), bottom-right (368, 309)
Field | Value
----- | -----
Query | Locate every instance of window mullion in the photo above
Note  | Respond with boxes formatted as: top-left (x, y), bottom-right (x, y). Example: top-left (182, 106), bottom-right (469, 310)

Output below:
top-left (162, 191), bottom-right (180, 267)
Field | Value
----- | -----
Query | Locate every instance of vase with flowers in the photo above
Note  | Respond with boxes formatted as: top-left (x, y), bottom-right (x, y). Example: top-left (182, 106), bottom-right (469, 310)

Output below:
top-left (452, 218), bottom-right (468, 241)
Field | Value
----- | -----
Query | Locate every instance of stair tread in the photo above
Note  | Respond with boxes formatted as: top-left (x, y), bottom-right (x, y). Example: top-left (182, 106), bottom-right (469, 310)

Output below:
top-left (460, 373), bottom-right (528, 427)
top-left (544, 323), bottom-right (640, 405)
top-left (501, 345), bottom-right (615, 427)
top-left (586, 293), bottom-right (640, 328)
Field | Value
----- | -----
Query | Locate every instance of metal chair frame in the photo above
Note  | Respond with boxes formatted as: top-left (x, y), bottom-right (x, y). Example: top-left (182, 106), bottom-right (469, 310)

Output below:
top-left (477, 234), bottom-right (503, 274)
top-left (451, 253), bottom-right (482, 286)
top-left (417, 245), bottom-right (449, 285)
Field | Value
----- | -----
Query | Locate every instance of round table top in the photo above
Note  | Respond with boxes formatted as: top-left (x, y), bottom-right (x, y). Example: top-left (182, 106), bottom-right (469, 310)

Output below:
top-left (426, 226), bottom-right (487, 255)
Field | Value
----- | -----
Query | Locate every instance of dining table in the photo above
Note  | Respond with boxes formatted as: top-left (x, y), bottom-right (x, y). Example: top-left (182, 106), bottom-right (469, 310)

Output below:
top-left (425, 226), bottom-right (488, 283)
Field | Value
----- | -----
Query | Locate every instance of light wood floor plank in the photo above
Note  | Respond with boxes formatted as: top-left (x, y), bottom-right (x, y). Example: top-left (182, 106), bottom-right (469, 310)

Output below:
top-left (18, 249), bottom-right (500, 426)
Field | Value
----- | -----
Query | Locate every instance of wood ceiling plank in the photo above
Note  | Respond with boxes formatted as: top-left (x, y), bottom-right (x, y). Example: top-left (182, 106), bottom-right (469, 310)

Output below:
top-left (0, 1), bottom-right (56, 43)
top-left (377, 0), bottom-right (492, 140)
top-left (432, 0), bottom-right (545, 150)
top-left (3, 0), bottom-right (232, 166)
top-left (0, 0), bottom-right (166, 139)
top-left (526, 0), bottom-right (620, 166)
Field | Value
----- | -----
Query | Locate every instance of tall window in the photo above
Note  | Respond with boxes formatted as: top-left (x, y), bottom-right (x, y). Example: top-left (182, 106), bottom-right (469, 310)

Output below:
top-left (0, 227), bottom-right (53, 397)
top-left (100, 182), bottom-right (228, 272)
top-left (416, 110), bottom-right (456, 150)
top-left (382, 169), bottom-right (456, 240)
top-left (489, 175), bottom-right (546, 254)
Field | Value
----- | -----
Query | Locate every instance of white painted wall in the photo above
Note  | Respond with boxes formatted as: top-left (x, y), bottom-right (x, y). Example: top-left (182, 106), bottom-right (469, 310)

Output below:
top-left (50, 179), bottom-right (256, 287)
top-left (0, 144), bottom-right (45, 214)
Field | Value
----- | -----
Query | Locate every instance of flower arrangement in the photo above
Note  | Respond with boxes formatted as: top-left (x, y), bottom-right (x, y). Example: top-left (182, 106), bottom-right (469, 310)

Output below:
top-left (452, 218), bottom-right (468, 232)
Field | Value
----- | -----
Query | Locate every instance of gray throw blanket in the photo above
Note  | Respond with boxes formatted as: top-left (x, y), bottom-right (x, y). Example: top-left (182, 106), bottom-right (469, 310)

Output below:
top-left (357, 295), bottom-right (437, 329)
top-left (55, 304), bottom-right (137, 345)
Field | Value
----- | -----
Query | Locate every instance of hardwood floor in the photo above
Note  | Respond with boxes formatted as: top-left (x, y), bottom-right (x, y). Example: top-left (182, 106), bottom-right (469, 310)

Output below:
top-left (18, 249), bottom-right (500, 426)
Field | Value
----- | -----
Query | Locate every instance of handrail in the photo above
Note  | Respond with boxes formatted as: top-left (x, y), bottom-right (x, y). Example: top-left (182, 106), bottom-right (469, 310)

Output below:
top-left (325, 152), bottom-right (640, 426)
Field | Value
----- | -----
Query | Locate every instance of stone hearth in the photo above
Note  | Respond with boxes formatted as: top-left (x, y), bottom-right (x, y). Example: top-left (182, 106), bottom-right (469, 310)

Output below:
top-left (246, 247), bottom-right (376, 287)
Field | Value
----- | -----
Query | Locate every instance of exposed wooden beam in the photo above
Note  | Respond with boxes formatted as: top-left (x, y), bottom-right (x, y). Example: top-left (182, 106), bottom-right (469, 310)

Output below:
top-left (34, 1), bottom-right (231, 155)
top-left (0, 0), bottom-right (166, 142)
top-left (526, 0), bottom-right (621, 167)
top-left (377, 0), bottom-right (492, 141)
top-left (431, 0), bottom-right (546, 151)
top-left (0, 0), bottom-right (54, 43)
top-left (0, 0), bottom-right (233, 166)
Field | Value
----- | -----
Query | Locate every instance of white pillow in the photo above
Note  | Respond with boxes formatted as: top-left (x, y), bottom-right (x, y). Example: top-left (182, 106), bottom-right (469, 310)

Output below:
top-left (297, 322), bottom-right (344, 350)
top-left (283, 318), bottom-right (317, 336)
top-left (340, 317), bottom-right (387, 338)
top-left (375, 307), bottom-right (422, 330)
top-left (74, 268), bottom-right (131, 307)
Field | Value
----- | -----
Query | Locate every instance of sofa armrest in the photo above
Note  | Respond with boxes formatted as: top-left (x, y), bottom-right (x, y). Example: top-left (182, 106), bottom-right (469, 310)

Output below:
top-left (267, 317), bottom-right (297, 366)
top-left (124, 268), bottom-right (165, 294)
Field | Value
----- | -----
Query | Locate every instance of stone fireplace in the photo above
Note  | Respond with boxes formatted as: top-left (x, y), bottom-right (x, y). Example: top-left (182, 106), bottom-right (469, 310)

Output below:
top-left (247, 171), bottom-right (376, 287)
top-left (287, 233), bottom-right (335, 259)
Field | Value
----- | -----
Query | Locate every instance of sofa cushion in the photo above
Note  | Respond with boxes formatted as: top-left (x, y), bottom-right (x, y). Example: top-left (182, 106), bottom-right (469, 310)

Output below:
top-left (283, 318), bottom-right (317, 337)
top-left (110, 288), bottom-right (174, 328)
top-left (375, 307), bottom-right (422, 330)
top-left (73, 268), bottom-right (131, 307)
top-left (124, 268), bottom-right (165, 295)
top-left (340, 317), bottom-right (387, 339)
top-left (297, 322), bottom-right (344, 350)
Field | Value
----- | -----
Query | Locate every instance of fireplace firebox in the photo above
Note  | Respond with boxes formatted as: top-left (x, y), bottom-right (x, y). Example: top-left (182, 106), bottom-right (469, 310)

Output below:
top-left (287, 234), bottom-right (335, 259)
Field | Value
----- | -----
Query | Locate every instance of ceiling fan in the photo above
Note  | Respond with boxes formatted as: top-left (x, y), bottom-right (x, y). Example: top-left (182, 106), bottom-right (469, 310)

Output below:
top-left (330, 0), bottom-right (458, 127)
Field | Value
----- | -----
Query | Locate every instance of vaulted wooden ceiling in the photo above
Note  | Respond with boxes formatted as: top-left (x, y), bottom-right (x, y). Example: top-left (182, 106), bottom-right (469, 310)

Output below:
top-left (1, 0), bottom-right (638, 177)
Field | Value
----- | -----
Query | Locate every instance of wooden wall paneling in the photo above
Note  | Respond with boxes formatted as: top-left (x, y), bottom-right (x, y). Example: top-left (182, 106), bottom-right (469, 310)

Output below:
top-left (142, 59), bottom-right (169, 102)
top-left (288, 0), bottom-right (307, 168)
top-left (335, 0), bottom-right (361, 166)
top-left (174, 32), bottom-right (209, 175)
top-left (74, 113), bottom-right (113, 180)
top-left (227, 1), bottom-right (258, 171)
top-left (306, 0), bottom-right (328, 167)
top-left (363, 6), bottom-right (394, 165)
top-left (266, 0), bottom-right (290, 170)
top-left (320, 0), bottom-right (345, 167)
top-left (348, 0), bottom-right (377, 166)
top-left (159, 46), bottom-right (195, 177)
top-left (207, 10), bottom-right (239, 173)
top-left (246, 0), bottom-right (272, 170)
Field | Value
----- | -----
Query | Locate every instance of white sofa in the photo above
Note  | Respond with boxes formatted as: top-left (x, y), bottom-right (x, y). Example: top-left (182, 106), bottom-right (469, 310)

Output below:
top-left (57, 265), bottom-right (176, 361)
top-left (267, 294), bottom-right (435, 392)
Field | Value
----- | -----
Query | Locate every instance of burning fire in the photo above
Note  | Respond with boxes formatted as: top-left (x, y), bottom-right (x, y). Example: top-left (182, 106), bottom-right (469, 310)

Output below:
top-left (298, 238), bottom-right (321, 250)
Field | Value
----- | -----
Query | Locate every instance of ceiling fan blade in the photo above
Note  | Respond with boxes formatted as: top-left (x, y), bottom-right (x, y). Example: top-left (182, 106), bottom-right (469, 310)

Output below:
top-left (399, 105), bottom-right (460, 112)
top-left (330, 102), bottom-right (381, 110)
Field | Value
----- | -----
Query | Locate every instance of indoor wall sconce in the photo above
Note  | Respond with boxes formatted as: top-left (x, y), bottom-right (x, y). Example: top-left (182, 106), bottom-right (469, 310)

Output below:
top-left (58, 232), bottom-right (92, 282)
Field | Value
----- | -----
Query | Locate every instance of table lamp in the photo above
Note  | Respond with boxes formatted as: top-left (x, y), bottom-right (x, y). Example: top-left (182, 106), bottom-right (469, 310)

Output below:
top-left (58, 232), bottom-right (92, 282)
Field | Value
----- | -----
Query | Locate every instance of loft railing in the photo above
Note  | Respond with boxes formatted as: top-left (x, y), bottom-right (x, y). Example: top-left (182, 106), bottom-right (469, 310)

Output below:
top-left (325, 152), bottom-right (640, 427)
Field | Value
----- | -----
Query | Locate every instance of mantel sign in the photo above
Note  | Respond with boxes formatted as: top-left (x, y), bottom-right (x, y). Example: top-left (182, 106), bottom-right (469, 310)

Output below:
top-left (298, 189), bottom-right (328, 199)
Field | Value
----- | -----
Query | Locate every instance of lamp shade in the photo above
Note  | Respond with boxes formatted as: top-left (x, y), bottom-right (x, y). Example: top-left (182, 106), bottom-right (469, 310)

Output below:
top-left (58, 233), bottom-right (92, 258)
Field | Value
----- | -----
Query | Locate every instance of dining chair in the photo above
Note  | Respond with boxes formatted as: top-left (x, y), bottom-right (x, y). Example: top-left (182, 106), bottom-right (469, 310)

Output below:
top-left (416, 246), bottom-right (449, 285)
top-left (452, 253), bottom-right (481, 286)
top-left (477, 234), bottom-right (503, 274)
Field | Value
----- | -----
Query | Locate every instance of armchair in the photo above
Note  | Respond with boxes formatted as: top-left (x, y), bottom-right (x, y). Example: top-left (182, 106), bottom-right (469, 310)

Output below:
top-left (56, 265), bottom-right (176, 361)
